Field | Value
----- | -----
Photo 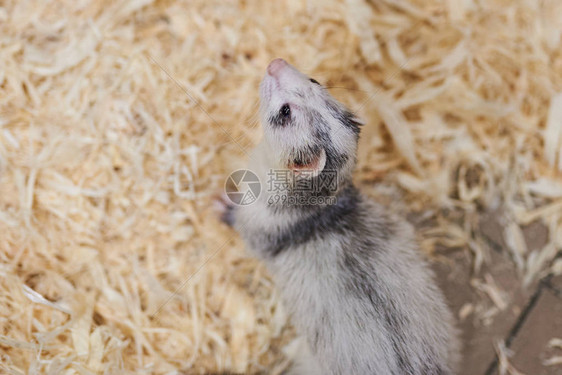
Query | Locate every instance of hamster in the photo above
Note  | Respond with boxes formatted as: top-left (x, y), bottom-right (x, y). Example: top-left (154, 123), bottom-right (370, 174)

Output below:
top-left (219, 58), bottom-right (460, 375)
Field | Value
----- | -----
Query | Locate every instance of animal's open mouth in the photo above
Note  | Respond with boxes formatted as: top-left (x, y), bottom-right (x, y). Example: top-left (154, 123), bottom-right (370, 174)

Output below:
top-left (288, 147), bottom-right (326, 176)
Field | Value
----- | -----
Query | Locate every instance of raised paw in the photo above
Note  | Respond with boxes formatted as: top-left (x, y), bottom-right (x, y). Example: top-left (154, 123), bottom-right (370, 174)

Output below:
top-left (213, 191), bottom-right (236, 227)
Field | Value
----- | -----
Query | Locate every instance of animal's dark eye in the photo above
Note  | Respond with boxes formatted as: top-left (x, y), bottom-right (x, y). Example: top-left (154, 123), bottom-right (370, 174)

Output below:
top-left (309, 78), bottom-right (321, 85)
top-left (280, 104), bottom-right (291, 118)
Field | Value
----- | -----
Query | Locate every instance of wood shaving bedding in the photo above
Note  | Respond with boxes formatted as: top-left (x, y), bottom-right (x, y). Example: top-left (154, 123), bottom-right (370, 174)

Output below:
top-left (0, 0), bottom-right (561, 373)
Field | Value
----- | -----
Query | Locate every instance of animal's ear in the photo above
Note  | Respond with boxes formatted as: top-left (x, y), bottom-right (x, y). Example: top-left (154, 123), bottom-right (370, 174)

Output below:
top-left (288, 148), bottom-right (326, 178)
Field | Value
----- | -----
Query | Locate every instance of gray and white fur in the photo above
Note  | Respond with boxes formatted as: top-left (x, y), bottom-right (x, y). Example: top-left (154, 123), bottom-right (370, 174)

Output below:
top-left (219, 58), bottom-right (460, 375)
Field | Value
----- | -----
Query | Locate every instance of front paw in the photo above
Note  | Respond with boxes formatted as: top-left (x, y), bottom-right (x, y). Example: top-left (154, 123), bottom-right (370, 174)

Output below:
top-left (213, 192), bottom-right (236, 227)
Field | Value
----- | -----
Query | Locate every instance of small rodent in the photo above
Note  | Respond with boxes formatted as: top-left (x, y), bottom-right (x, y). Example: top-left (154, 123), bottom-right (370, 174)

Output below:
top-left (218, 58), bottom-right (460, 375)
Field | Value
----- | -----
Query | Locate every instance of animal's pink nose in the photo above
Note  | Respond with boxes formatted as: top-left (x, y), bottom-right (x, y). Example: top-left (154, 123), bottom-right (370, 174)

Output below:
top-left (267, 58), bottom-right (288, 77)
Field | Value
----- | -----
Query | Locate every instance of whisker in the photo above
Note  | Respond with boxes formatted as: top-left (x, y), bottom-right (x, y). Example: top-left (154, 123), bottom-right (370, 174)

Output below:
top-left (325, 86), bottom-right (372, 94)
